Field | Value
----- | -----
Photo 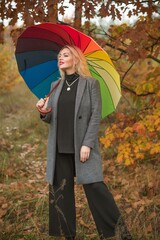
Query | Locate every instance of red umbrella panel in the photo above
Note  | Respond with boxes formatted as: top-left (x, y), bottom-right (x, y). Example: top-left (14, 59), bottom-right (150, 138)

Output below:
top-left (15, 23), bottom-right (121, 118)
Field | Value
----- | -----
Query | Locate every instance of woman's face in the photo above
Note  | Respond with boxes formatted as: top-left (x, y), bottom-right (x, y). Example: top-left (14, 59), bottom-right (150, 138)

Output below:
top-left (58, 48), bottom-right (75, 74)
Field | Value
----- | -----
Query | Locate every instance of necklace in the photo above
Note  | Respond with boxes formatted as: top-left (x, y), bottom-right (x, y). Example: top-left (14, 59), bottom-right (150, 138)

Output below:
top-left (66, 77), bottom-right (79, 91)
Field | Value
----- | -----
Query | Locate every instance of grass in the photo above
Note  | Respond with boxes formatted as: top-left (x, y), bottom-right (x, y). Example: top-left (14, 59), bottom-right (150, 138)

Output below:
top-left (0, 81), bottom-right (160, 240)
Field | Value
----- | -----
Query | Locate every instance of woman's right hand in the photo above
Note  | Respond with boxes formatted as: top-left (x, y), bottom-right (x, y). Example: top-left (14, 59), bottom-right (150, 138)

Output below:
top-left (36, 97), bottom-right (50, 114)
top-left (36, 98), bottom-right (45, 109)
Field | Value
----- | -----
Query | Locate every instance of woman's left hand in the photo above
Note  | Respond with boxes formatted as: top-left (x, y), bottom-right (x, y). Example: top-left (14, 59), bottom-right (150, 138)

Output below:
top-left (80, 146), bottom-right (91, 162)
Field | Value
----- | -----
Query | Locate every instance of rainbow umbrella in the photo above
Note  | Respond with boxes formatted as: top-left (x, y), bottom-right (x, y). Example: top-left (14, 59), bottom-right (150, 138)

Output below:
top-left (15, 22), bottom-right (121, 118)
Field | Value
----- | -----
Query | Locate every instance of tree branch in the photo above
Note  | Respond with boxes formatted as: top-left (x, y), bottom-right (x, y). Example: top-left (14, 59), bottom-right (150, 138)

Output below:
top-left (122, 84), bottom-right (155, 96)
top-left (147, 55), bottom-right (160, 63)
top-left (112, 52), bottom-right (124, 61)
top-left (105, 42), bottom-right (160, 64)
top-left (121, 61), bottom-right (136, 83)
top-left (105, 43), bottom-right (126, 54)
top-left (102, 29), bottom-right (129, 48)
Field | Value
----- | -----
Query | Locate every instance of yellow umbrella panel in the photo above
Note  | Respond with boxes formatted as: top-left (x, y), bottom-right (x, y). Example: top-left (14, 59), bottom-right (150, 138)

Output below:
top-left (86, 51), bottom-right (121, 118)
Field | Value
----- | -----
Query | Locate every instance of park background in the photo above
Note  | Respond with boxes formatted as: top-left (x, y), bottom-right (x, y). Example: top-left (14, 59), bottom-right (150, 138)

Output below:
top-left (0, 1), bottom-right (160, 239)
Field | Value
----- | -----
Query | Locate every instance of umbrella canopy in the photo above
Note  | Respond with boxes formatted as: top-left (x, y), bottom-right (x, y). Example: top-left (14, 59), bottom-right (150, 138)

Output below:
top-left (15, 22), bottom-right (121, 118)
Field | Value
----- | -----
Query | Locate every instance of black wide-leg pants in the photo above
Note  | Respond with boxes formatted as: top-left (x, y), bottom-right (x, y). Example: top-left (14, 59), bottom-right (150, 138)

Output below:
top-left (49, 151), bottom-right (121, 238)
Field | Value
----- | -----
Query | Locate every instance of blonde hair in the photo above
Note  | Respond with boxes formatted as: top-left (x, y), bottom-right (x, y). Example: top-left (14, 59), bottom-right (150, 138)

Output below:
top-left (58, 45), bottom-right (91, 80)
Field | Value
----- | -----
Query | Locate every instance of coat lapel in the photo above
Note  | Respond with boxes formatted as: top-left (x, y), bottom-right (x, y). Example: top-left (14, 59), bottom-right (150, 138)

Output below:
top-left (75, 76), bottom-right (87, 118)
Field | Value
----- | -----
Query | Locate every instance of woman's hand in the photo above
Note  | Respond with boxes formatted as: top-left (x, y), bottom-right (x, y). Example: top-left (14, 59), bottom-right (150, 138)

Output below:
top-left (36, 98), bottom-right (49, 114)
top-left (80, 145), bottom-right (91, 162)
top-left (36, 98), bottom-right (45, 108)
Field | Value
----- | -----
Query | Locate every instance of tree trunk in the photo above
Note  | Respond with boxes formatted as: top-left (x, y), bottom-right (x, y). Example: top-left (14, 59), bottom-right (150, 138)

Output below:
top-left (74, 0), bottom-right (82, 29)
top-left (48, 0), bottom-right (58, 23)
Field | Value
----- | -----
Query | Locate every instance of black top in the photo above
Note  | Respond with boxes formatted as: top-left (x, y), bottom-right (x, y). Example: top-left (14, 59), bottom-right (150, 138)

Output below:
top-left (57, 73), bottom-right (79, 153)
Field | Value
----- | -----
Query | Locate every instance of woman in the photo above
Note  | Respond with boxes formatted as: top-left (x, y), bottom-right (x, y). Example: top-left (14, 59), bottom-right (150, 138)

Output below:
top-left (36, 46), bottom-right (131, 240)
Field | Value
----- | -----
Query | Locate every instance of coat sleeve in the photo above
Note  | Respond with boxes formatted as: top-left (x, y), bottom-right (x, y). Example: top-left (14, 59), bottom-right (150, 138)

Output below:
top-left (40, 111), bottom-right (52, 123)
top-left (82, 79), bottom-right (102, 149)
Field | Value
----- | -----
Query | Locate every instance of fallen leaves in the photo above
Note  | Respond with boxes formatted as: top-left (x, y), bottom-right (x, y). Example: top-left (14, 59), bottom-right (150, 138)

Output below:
top-left (102, 158), bottom-right (160, 238)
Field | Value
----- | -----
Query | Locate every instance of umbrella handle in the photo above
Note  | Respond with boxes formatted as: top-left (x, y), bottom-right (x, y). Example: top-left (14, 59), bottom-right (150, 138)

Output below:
top-left (36, 79), bottom-right (61, 115)
top-left (36, 97), bottom-right (52, 114)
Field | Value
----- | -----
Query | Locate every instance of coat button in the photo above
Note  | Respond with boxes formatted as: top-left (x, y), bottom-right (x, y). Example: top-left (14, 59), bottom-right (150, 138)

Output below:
top-left (78, 116), bottom-right (82, 119)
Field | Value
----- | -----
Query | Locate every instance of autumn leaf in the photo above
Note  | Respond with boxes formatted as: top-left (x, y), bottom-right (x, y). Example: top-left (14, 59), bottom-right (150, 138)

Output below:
top-left (132, 122), bottom-right (146, 136)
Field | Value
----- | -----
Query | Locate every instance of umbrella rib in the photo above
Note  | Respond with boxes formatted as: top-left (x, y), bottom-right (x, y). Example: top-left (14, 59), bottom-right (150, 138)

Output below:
top-left (56, 26), bottom-right (79, 46)
top-left (35, 23), bottom-right (94, 49)
top-left (31, 69), bottom-right (60, 90)
top-left (19, 55), bottom-right (58, 72)
top-left (50, 25), bottom-right (88, 49)
top-left (88, 62), bottom-right (106, 80)
top-left (17, 38), bottom-right (64, 54)
top-left (16, 49), bottom-right (58, 56)
top-left (88, 65), bottom-right (102, 78)
top-left (86, 50), bottom-right (104, 56)
top-left (88, 61), bottom-right (121, 103)
top-left (16, 38), bottom-right (61, 53)
top-left (16, 23), bottom-right (121, 116)
top-left (22, 27), bottom-right (71, 46)
top-left (83, 38), bottom-right (92, 53)
top-left (88, 61), bottom-right (121, 95)
top-left (35, 25), bottom-right (76, 46)
top-left (87, 57), bottom-right (114, 69)
top-left (88, 62), bottom-right (115, 109)
top-left (18, 36), bottom-right (63, 46)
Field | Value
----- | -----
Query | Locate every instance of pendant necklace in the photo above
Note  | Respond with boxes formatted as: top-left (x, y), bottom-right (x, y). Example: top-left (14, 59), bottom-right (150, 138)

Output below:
top-left (66, 77), bottom-right (79, 91)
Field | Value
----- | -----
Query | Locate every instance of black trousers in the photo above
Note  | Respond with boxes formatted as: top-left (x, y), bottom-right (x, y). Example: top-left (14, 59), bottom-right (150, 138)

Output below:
top-left (49, 151), bottom-right (121, 238)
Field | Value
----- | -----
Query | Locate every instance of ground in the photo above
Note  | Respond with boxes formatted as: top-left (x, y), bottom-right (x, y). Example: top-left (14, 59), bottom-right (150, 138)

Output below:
top-left (0, 82), bottom-right (159, 240)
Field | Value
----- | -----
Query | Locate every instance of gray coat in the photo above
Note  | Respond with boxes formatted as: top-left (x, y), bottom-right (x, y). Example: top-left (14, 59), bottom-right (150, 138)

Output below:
top-left (42, 76), bottom-right (104, 185)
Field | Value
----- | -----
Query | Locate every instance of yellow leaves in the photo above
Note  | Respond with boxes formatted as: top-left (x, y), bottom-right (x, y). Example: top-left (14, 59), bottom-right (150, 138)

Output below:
top-left (136, 82), bottom-right (155, 95)
top-left (100, 105), bottom-right (160, 166)
top-left (125, 158), bottom-right (134, 166)
top-left (150, 143), bottom-right (160, 155)
top-left (117, 154), bottom-right (123, 163)
top-left (135, 153), bottom-right (144, 160)
top-left (99, 137), bottom-right (111, 148)
top-left (117, 143), bottom-right (134, 166)
top-left (157, 91), bottom-right (160, 97)
top-left (134, 65), bottom-right (160, 96)
top-left (132, 122), bottom-right (146, 136)
top-left (0, 43), bottom-right (19, 92)
top-left (145, 83), bottom-right (154, 93)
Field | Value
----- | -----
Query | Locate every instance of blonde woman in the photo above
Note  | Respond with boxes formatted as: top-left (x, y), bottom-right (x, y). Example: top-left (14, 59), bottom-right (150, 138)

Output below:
top-left (36, 46), bottom-right (132, 240)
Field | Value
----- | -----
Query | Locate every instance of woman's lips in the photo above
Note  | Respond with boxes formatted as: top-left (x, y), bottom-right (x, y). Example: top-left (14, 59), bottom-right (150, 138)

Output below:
top-left (59, 62), bottom-right (64, 65)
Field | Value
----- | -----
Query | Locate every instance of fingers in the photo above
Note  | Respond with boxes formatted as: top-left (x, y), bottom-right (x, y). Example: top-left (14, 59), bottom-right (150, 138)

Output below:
top-left (36, 98), bottom-right (45, 108)
top-left (80, 146), bottom-right (90, 163)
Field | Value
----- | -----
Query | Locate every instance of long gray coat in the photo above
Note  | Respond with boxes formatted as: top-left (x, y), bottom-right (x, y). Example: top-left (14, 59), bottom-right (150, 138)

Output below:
top-left (41, 76), bottom-right (104, 185)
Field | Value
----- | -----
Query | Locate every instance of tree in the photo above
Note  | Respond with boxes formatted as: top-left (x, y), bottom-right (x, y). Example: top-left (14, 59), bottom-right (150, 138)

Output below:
top-left (0, 0), bottom-right (159, 166)
top-left (0, 1), bottom-right (159, 38)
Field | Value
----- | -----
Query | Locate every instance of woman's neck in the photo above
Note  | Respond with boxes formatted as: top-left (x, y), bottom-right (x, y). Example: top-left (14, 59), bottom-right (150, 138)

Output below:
top-left (65, 69), bottom-right (76, 75)
top-left (65, 72), bottom-right (79, 82)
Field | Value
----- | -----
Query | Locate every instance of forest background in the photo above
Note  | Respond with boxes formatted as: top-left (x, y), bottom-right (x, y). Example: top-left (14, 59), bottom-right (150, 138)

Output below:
top-left (0, 1), bottom-right (160, 239)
